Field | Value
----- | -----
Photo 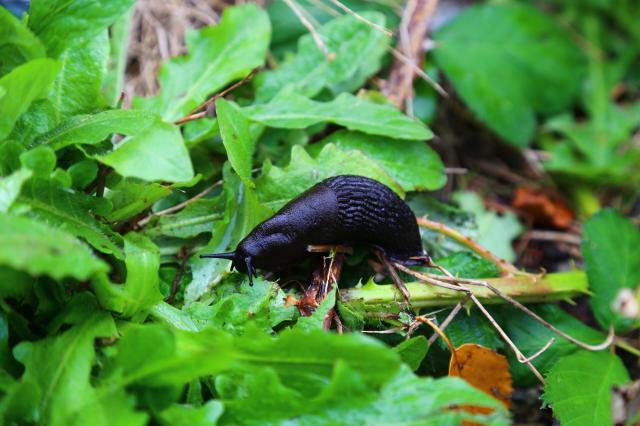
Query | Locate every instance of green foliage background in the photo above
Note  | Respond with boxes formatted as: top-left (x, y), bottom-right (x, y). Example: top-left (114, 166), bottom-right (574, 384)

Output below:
top-left (0, 0), bottom-right (638, 425)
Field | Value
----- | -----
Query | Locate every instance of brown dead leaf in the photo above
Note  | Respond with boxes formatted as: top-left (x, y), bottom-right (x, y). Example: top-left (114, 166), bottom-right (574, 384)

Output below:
top-left (512, 187), bottom-right (574, 229)
top-left (449, 343), bottom-right (513, 425)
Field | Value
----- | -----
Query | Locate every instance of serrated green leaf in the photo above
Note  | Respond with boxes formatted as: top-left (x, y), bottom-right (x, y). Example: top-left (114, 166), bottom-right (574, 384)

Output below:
top-left (501, 304), bottom-right (607, 386)
top-left (433, 3), bottom-right (584, 146)
top-left (309, 130), bottom-right (445, 191)
top-left (0, 58), bottom-right (60, 140)
top-left (243, 93), bottom-right (432, 141)
top-left (13, 310), bottom-right (116, 426)
top-left (17, 178), bottom-right (123, 258)
top-left (255, 13), bottom-right (389, 102)
top-left (28, 0), bottom-right (137, 57)
top-left (34, 109), bottom-right (156, 150)
top-left (0, 214), bottom-right (108, 281)
top-left (256, 144), bottom-right (402, 210)
top-left (134, 4), bottom-right (270, 121)
top-left (92, 233), bottom-right (163, 318)
top-left (0, 168), bottom-right (32, 213)
top-left (216, 98), bottom-right (256, 187)
top-left (543, 351), bottom-right (629, 426)
top-left (0, 7), bottom-right (45, 76)
top-left (453, 191), bottom-right (523, 262)
top-left (583, 209), bottom-right (640, 331)
top-left (183, 279), bottom-right (296, 334)
top-left (47, 31), bottom-right (109, 122)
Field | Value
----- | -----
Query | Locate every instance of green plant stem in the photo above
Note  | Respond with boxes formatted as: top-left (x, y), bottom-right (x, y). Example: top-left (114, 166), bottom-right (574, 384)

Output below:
top-left (340, 271), bottom-right (588, 314)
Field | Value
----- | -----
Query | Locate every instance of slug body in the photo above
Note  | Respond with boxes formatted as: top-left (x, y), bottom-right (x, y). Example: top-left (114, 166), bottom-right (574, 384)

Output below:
top-left (201, 175), bottom-right (425, 284)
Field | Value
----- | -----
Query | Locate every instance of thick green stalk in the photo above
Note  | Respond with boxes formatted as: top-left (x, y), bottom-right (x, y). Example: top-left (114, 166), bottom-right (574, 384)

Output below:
top-left (340, 271), bottom-right (588, 315)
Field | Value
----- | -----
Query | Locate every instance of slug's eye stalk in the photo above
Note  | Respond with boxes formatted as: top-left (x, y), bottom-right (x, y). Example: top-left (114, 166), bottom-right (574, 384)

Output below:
top-left (199, 251), bottom-right (238, 270)
top-left (245, 256), bottom-right (256, 287)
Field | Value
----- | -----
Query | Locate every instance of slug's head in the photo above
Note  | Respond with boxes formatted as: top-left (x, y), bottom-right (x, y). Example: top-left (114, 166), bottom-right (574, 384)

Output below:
top-left (199, 247), bottom-right (257, 286)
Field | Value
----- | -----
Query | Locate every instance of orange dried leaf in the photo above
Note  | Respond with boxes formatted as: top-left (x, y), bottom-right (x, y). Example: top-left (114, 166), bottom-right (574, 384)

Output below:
top-left (449, 343), bottom-right (513, 412)
top-left (513, 187), bottom-right (573, 229)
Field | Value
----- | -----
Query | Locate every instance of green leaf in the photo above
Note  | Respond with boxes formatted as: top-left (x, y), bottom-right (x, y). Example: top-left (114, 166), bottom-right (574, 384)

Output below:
top-left (17, 178), bottom-right (123, 258)
top-left (502, 304), bottom-right (607, 386)
top-left (13, 310), bottom-right (117, 426)
top-left (438, 307), bottom-right (505, 352)
top-left (243, 93), bottom-right (432, 141)
top-left (255, 13), bottom-right (389, 102)
top-left (92, 233), bottom-right (163, 318)
top-left (0, 213), bottom-right (108, 281)
top-left (47, 31), bottom-right (109, 122)
top-left (110, 325), bottom-right (234, 387)
top-left (158, 401), bottom-right (224, 426)
top-left (27, 0), bottom-right (137, 57)
top-left (20, 145), bottom-right (56, 176)
top-left (0, 168), bottom-right (32, 213)
top-left (68, 159), bottom-right (99, 189)
top-left (394, 336), bottom-right (429, 371)
top-left (309, 130), bottom-right (445, 191)
top-left (0, 7), bottom-right (45, 76)
top-left (133, 4), bottom-right (271, 121)
top-left (34, 109), bottom-right (156, 150)
top-left (35, 110), bottom-right (194, 183)
top-left (0, 58), bottom-right (60, 140)
top-left (433, 3), bottom-right (584, 146)
top-left (98, 121), bottom-right (195, 183)
top-left (105, 179), bottom-right (171, 222)
top-left (256, 144), bottom-right (403, 210)
top-left (583, 209), bottom-right (640, 331)
top-left (216, 98), bottom-right (256, 187)
top-left (453, 191), bottom-right (523, 262)
top-left (543, 351), bottom-right (629, 426)
top-left (218, 364), bottom-right (509, 426)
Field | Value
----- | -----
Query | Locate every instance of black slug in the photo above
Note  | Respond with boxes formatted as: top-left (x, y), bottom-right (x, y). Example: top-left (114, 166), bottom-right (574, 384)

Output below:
top-left (201, 175), bottom-right (426, 285)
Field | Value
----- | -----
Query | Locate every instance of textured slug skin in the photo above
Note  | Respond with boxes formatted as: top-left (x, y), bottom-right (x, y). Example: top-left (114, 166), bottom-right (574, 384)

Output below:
top-left (234, 175), bottom-right (424, 271)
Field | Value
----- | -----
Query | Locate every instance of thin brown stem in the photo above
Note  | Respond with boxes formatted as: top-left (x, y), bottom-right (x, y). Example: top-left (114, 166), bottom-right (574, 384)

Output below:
top-left (415, 315), bottom-right (460, 367)
top-left (284, 0), bottom-right (333, 60)
top-left (136, 181), bottom-right (222, 228)
top-left (430, 274), bottom-right (615, 351)
top-left (427, 295), bottom-right (469, 346)
top-left (377, 251), bottom-right (411, 303)
top-left (325, 0), bottom-right (393, 36)
top-left (173, 67), bottom-right (260, 125)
